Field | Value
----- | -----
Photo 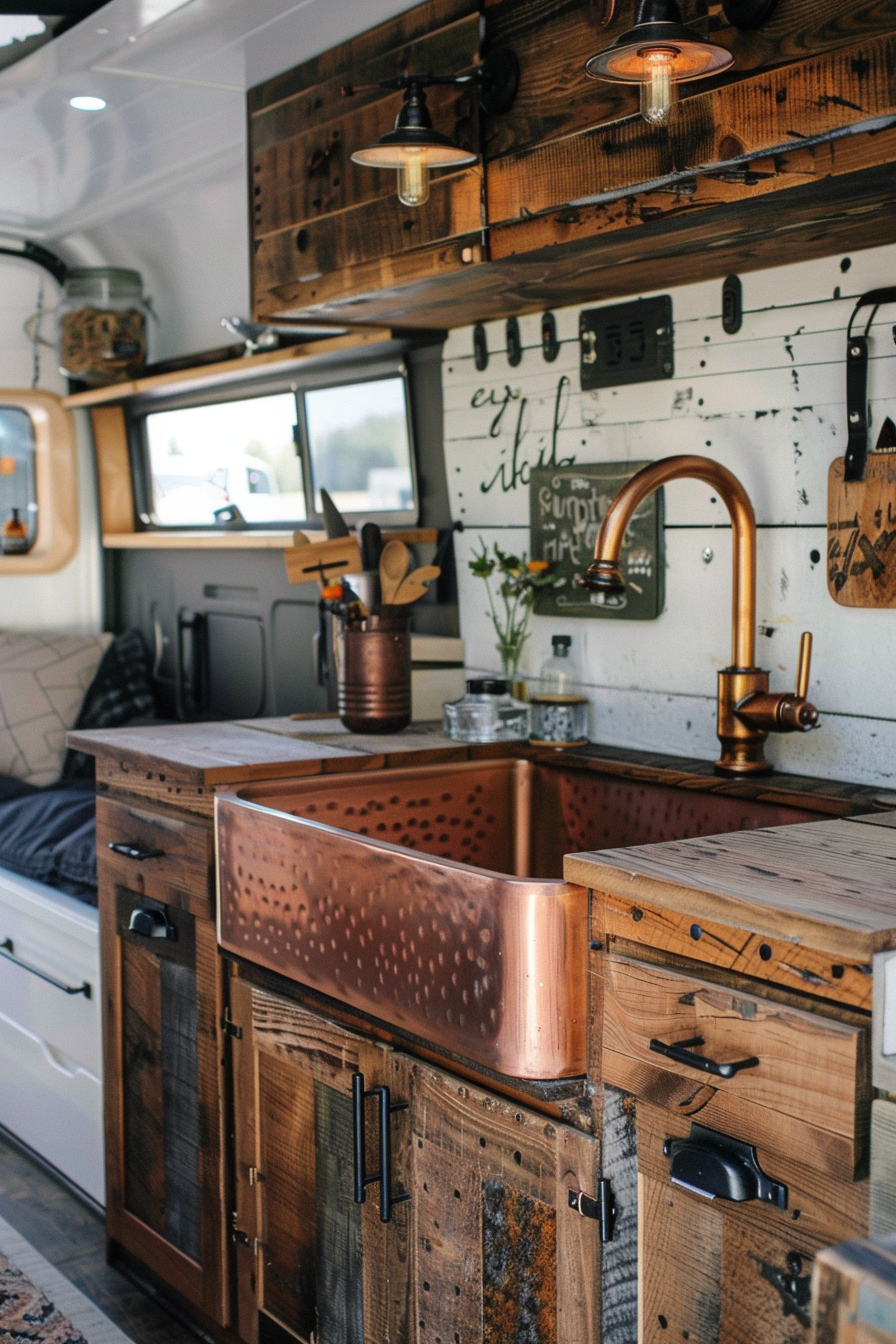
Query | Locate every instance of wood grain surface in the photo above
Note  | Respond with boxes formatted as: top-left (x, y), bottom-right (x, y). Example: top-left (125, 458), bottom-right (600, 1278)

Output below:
top-left (569, 816), bottom-right (896, 959)
top-left (828, 454), bottom-right (896, 606)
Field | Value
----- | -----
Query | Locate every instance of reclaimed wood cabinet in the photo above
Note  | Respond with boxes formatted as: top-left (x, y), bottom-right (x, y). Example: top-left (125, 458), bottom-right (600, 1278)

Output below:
top-left (571, 816), bottom-right (887, 1344)
top-left (252, 0), bottom-right (896, 329)
top-left (229, 973), bottom-right (603, 1344)
top-left (96, 792), bottom-right (230, 1326)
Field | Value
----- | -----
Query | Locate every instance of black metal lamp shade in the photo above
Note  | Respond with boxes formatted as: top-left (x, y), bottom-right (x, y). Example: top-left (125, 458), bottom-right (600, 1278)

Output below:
top-left (585, 0), bottom-right (732, 123)
top-left (351, 80), bottom-right (477, 206)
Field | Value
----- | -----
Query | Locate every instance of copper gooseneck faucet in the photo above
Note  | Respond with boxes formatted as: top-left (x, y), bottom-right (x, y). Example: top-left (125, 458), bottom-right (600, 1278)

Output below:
top-left (582, 455), bottom-right (819, 776)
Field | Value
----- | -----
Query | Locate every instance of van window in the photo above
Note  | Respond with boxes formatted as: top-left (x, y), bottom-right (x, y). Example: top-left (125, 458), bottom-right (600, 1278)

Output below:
top-left (0, 406), bottom-right (37, 547)
top-left (145, 391), bottom-right (301, 526)
top-left (305, 375), bottom-right (414, 517)
top-left (135, 366), bottom-right (418, 529)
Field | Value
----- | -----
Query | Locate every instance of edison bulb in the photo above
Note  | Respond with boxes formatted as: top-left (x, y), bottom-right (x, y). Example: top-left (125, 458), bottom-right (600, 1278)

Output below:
top-left (397, 148), bottom-right (430, 207)
top-left (639, 46), bottom-right (677, 124)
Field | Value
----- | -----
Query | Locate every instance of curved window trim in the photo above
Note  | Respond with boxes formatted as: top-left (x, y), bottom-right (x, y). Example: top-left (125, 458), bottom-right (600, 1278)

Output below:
top-left (0, 390), bottom-right (78, 575)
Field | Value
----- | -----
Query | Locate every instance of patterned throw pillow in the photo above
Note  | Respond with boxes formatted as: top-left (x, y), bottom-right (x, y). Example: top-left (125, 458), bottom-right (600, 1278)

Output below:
top-left (0, 630), bottom-right (112, 785)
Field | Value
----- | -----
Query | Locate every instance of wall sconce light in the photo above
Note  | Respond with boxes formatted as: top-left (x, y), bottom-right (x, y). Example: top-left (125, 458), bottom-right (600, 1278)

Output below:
top-left (585, 0), bottom-right (733, 125)
top-left (350, 52), bottom-right (518, 208)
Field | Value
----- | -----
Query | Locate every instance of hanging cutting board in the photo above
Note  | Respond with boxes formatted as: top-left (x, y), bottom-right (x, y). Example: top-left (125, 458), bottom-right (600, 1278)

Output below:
top-left (828, 417), bottom-right (896, 607)
top-left (828, 285), bottom-right (896, 608)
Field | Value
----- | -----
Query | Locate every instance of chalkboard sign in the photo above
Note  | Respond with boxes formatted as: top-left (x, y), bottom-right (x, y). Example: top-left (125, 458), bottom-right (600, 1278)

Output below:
top-left (529, 462), bottom-right (664, 619)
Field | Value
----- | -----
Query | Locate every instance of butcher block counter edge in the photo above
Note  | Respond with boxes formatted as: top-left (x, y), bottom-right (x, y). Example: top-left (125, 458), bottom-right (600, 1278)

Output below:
top-left (567, 813), bottom-right (896, 961)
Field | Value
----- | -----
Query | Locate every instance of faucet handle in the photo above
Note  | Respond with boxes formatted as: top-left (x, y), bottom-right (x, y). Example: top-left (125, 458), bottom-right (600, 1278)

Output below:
top-left (795, 631), bottom-right (812, 701)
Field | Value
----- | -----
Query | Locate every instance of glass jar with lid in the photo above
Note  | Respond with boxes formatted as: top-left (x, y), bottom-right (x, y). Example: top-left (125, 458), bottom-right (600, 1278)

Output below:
top-left (529, 635), bottom-right (590, 746)
top-left (58, 267), bottom-right (150, 386)
top-left (443, 678), bottom-right (529, 743)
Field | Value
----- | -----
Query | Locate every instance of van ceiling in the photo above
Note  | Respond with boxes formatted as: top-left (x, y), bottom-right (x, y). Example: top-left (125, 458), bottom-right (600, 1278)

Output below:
top-left (0, 0), bottom-right (416, 237)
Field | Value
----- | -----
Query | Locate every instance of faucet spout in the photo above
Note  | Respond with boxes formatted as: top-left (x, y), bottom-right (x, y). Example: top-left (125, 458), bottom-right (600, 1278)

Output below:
top-left (582, 454), bottom-right (818, 776)
top-left (584, 454), bottom-right (757, 670)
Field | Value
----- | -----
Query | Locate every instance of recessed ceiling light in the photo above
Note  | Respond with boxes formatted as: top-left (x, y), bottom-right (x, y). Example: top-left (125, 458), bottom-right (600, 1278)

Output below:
top-left (70, 95), bottom-right (106, 111)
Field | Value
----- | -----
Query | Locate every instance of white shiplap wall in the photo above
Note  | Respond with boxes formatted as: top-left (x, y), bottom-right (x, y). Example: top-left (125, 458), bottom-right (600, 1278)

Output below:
top-left (443, 241), bottom-right (896, 788)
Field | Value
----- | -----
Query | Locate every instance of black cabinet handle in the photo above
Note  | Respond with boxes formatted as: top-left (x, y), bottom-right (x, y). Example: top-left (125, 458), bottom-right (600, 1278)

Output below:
top-left (649, 1034), bottom-right (759, 1079)
top-left (0, 938), bottom-right (91, 998)
top-left (352, 1071), bottom-right (410, 1223)
top-left (128, 906), bottom-right (177, 940)
top-left (108, 841), bottom-right (165, 861)
top-left (664, 1123), bottom-right (787, 1208)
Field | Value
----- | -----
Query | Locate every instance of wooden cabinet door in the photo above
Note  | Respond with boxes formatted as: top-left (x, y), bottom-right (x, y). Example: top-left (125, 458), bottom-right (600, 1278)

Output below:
top-left (403, 1056), bottom-right (601, 1344)
top-left (635, 1100), bottom-right (869, 1344)
top-left (99, 870), bottom-right (229, 1326)
top-left (230, 977), bottom-right (412, 1344)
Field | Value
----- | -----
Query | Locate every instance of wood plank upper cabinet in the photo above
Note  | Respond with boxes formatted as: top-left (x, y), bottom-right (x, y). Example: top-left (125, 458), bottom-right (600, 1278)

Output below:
top-left (249, 0), bottom-right (485, 324)
top-left (97, 799), bottom-right (229, 1328)
top-left (254, 0), bottom-right (896, 329)
top-left (230, 976), bottom-right (602, 1344)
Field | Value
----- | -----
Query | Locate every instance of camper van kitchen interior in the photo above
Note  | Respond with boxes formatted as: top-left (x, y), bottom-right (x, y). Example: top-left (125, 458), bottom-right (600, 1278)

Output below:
top-left (3, 0), bottom-right (896, 1342)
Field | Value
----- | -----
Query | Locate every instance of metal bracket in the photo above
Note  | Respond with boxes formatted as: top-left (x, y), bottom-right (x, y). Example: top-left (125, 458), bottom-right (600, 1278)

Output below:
top-left (568, 1178), bottom-right (616, 1243)
top-left (222, 1008), bottom-right (243, 1039)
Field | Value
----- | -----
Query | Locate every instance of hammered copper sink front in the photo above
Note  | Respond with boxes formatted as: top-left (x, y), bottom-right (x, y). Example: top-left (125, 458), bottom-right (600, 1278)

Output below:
top-left (215, 758), bottom-right (824, 1079)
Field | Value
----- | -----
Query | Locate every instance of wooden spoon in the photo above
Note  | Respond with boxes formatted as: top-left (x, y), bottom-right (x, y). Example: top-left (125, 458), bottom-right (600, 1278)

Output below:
top-left (379, 539), bottom-right (410, 604)
top-left (390, 564), bottom-right (441, 605)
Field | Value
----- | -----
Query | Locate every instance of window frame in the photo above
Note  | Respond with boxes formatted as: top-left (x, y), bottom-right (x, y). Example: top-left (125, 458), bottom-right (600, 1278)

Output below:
top-left (126, 357), bottom-right (419, 532)
top-left (0, 389), bottom-right (78, 574)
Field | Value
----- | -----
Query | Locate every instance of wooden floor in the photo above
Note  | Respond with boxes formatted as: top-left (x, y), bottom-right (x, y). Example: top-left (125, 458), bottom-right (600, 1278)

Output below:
top-left (0, 1132), bottom-right (202, 1344)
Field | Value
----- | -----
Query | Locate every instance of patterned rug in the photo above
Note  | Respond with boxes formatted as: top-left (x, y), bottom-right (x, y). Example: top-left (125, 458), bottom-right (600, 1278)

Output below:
top-left (0, 1249), bottom-right (88, 1343)
top-left (0, 1214), bottom-right (132, 1344)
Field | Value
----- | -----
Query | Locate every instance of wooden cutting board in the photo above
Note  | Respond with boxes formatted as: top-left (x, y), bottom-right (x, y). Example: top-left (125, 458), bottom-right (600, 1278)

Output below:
top-left (828, 418), bottom-right (896, 607)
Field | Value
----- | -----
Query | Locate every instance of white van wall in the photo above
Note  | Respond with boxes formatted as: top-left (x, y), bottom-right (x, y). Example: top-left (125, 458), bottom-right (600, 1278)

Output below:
top-left (0, 257), bottom-right (102, 633)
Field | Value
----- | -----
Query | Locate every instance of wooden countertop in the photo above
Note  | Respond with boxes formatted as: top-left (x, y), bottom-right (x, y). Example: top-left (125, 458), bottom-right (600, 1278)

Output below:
top-left (67, 718), bottom-right (515, 813)
top-left (566, 811), bottom-right (896, 960)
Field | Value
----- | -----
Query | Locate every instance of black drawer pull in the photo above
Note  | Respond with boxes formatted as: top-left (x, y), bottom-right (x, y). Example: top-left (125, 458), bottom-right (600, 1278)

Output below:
top-left (650, 1034), bottom-right (759, 1079)
top-left (0, 938), bottom-right (91, 998)
top-left (108, 841), bottom-right (165, 861)
top-left (352, 1070), bottom-right (410, 1223)
top-left (128, 906), bottom-right (177, 940)
top-left (664, 1123), bottom-right (787, 1208)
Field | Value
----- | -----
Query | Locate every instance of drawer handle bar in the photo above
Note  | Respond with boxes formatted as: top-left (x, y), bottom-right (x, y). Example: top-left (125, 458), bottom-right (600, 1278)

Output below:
top-left (108, 841), bottom-right (165, 861)
top-left (0, 938), bottom-right (91, 999)
top-left (352, 1070), bottom-right (410, 1223)
top-left (650, 1034), bottom-right (759, 1079)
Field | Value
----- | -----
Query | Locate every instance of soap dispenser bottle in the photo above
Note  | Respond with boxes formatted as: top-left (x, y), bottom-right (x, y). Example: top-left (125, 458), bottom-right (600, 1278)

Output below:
top-left (2, 507), bottom-right (30, 555)
top-left (529, 634), bottom-right (590, 746)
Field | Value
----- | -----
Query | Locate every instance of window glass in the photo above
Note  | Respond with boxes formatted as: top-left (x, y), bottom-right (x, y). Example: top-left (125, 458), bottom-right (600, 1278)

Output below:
top-left (305, 376), bottom-right (413, 516)
top-left (145, 392), bottom-right (302, 525)
top-left (0, 407), bottom-right (37, 548)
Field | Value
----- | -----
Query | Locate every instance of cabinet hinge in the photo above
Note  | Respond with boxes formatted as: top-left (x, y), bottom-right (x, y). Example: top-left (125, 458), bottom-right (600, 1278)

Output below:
top-left (231, 1214), bottom-right (260, 1255)
top-left (248, 1166), bottom-right (263, 1186)
top-left (568, 1178), bottom-right (616, 1244)
top-left (221, 1008), bottom-right (243, 1039)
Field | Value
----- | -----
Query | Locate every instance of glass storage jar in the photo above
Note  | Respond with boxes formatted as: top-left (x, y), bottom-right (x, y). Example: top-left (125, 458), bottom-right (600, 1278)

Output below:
top-left (529, 635), bottom-right (590, 746)
top-left (443, 678), bottom-right (528, 743)
top-left (58, 267), bottom-right (150, 386)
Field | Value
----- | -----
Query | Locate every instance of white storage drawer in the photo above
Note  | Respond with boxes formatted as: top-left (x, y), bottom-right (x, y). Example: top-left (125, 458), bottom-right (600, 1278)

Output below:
top-left (0, 868), bottom-right (100, 1077)
top-left (0, 866), bottom-right (103, 1204)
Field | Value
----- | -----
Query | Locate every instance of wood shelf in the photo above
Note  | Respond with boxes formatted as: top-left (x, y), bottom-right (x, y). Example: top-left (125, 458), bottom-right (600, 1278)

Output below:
top-left (61, 329), bottom-right (394, 409)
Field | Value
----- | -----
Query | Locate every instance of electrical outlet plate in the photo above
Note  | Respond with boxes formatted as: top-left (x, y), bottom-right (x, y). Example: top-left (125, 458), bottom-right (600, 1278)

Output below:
top-left (580, 296), bottom-right (673, 390)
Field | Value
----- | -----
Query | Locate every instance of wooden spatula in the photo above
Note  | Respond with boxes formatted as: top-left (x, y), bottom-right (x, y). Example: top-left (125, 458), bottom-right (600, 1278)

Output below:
top-left (379, 539), bottom-right (410, 604)
top-left (390, 564), bottom-right (441, 605)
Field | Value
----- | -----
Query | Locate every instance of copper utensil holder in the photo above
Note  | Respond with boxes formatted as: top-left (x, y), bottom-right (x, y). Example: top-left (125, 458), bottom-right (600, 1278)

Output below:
top-left (338, 610), bottom-right (411, 733)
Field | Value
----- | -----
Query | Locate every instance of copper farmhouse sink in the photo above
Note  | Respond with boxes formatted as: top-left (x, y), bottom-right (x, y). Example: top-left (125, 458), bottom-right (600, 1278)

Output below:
top-left (216, 758), bottom-right (823, 1080)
